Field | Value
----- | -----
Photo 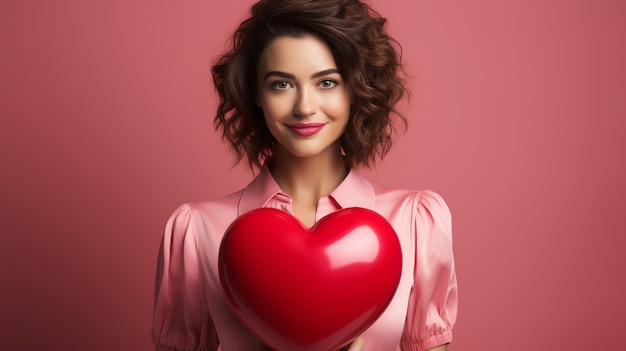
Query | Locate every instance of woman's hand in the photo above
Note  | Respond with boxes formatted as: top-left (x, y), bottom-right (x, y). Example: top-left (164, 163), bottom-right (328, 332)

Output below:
top-left (339, 335), bottom-right (364, 351)
top-left (256, 335), bottom-right (364, 351)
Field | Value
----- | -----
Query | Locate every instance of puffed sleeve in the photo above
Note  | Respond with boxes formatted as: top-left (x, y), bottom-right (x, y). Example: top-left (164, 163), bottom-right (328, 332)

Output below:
top-left (399, 191), bottom-right (458, 351)
top-left (151, 204), bottom-right (219, 351)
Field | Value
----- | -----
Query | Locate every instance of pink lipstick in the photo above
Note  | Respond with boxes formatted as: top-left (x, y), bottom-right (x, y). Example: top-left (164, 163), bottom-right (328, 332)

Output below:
top-left (285, 122), bottom-right (327, 137)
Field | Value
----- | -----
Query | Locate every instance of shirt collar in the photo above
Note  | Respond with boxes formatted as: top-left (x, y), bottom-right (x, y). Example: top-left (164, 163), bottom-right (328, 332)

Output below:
top-left (238, 165), bottom-right (375, 216)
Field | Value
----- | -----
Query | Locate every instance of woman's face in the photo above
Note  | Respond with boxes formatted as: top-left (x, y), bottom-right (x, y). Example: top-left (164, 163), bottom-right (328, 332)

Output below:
top-left (256, 35), bottom-right (351, 160)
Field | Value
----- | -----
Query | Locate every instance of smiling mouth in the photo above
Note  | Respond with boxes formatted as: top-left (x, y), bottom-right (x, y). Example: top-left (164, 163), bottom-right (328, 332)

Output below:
top-left (285, 122), bottom-right (327, 137)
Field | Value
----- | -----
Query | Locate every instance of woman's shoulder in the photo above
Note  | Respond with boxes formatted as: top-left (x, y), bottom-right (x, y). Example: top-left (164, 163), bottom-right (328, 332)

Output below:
top-left (165, 189), bottom-right (245, 236)
top-left (373, 184), bottom-right (450, 212)
top-left (370, 184), bottom-right (452, 232)
top-left (179, 188), bottom-right (244, 212)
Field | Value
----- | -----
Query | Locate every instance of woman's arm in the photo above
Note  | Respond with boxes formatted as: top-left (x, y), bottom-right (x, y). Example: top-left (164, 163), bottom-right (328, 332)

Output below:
top-left (152, 204), bottom-right (219, 351)
top-left (400, 191), bottom-right (458, 351)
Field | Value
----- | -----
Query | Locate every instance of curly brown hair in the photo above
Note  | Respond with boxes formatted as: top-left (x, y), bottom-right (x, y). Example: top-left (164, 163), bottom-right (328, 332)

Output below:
top-left (212, 0), bottom-right (408, 170)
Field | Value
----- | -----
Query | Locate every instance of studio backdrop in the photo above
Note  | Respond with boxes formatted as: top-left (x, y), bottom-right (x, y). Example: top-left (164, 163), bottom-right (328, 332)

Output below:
top-left (1, 1), bottom-right (624, 350)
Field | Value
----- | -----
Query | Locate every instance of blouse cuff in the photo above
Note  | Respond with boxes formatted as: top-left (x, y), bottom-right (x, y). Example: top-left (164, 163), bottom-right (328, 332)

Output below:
top-left (399, 328), bottom-right (453, 351)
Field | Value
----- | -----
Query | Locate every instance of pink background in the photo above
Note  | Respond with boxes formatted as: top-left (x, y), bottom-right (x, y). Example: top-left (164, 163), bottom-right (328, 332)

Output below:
top-left (1, 1), bottom-right (624, 350)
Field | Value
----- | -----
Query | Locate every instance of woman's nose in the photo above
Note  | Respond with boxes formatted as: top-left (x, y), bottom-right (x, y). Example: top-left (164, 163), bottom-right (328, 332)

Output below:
top-left (293, 87), bottom-right (318, 118)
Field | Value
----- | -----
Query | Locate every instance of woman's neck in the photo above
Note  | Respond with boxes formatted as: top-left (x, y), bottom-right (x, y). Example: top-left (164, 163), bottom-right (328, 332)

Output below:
top-left (269, 143), bottom-right (348, 227)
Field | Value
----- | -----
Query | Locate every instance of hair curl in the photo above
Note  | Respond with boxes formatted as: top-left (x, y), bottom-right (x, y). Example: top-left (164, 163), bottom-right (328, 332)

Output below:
top-left (212, 0), bottom-right (408, 170)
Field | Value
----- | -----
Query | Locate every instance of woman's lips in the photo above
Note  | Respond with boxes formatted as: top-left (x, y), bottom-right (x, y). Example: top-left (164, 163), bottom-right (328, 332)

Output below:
top-left (285, 122), bottom-right (327, 136)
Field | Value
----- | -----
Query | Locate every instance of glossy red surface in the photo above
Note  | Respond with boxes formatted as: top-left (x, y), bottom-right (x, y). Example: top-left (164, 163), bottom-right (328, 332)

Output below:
top-left (218, 207), bottom-right (403, 351)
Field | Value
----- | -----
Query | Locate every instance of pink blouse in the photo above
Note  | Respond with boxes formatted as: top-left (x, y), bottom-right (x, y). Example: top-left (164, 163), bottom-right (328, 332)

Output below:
top-left (152, 167), bottom-right (458, 351)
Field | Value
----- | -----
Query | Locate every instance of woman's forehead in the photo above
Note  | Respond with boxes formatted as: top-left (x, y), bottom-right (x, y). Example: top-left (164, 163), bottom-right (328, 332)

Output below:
top-left (257, 35), bottom-right (338, 76)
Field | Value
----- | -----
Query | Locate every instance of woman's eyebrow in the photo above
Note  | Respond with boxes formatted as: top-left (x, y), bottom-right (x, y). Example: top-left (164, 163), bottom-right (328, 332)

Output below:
top-left (311, 68), bottom-right (340, 78)
top-left (264, 71), bottom-right (295, 80)
top-left (263, 68), bottom-right (340, 81)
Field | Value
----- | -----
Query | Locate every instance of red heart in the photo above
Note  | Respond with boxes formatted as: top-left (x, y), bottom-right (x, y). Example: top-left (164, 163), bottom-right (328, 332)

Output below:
top-left (219, 207), bottom-right (402, 351)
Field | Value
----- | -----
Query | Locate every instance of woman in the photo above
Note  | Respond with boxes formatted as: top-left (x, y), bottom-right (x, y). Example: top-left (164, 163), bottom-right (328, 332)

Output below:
top-left (151, 0), bottom-right (458, 350)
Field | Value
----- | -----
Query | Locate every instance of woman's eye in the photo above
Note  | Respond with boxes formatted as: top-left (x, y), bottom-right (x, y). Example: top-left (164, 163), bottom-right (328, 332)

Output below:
top-left (271, 81), bottom-right (291, 90)
top-left (319, 79), bottom-right (337, 89)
